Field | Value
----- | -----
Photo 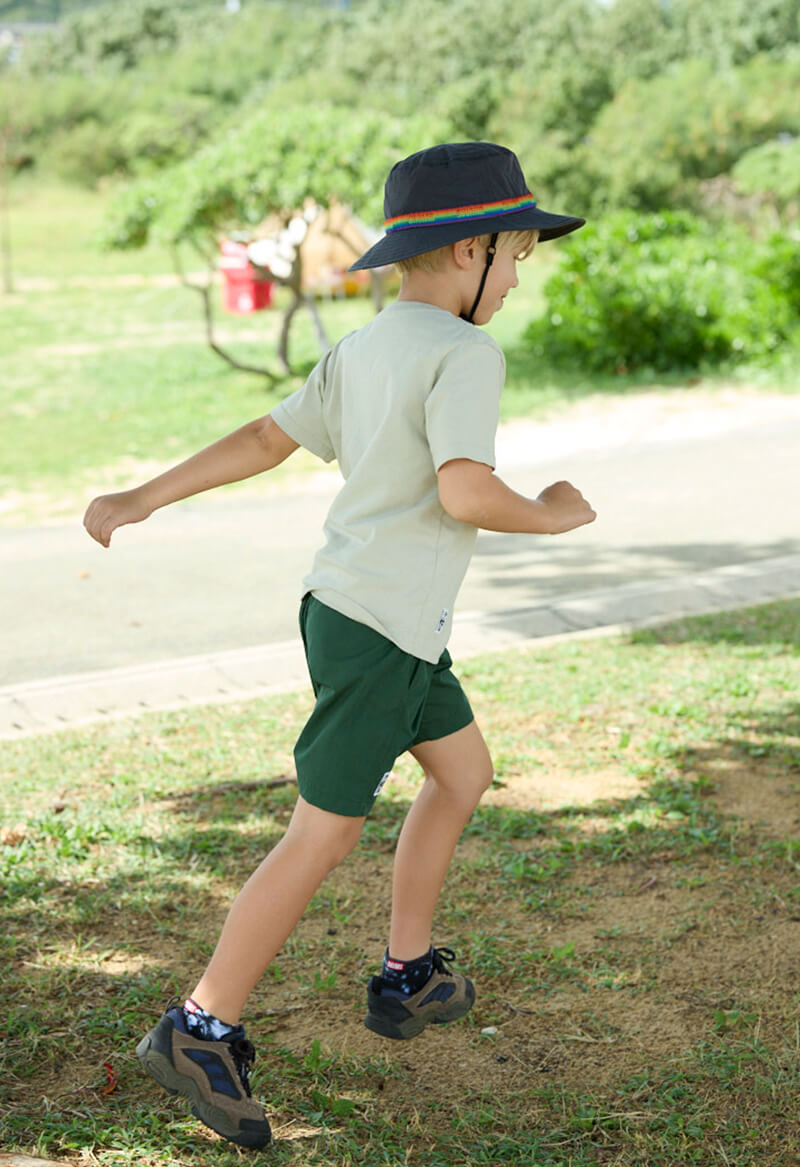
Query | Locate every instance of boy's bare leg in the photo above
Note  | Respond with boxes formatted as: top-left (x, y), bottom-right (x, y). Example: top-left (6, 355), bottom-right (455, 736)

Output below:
top-left (389, 721), bottom-right (493, 960)
top-left (189, 795), bottom-right (365, 1024)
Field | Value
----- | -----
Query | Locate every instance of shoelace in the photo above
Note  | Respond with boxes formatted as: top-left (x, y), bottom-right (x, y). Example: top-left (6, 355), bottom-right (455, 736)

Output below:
top-left (228, 1036), bottom-right (256, 1097)
top-left (165, 996), bottom-right (256, 1097)
top-left (431, 946), bottom-right (457, 976)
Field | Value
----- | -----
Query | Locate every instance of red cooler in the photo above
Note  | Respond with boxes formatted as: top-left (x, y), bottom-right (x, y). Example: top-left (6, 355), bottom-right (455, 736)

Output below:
top-left (219, 239), bottom-right (273, 314)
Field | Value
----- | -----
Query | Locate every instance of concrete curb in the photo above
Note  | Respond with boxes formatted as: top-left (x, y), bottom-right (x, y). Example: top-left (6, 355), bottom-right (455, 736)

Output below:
top-left (2, 553), bottom-right (799, 741)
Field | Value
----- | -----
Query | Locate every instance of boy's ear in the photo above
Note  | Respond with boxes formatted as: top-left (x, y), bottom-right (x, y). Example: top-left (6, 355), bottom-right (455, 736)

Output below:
top-left (452, 236), bottom-right (479, 269)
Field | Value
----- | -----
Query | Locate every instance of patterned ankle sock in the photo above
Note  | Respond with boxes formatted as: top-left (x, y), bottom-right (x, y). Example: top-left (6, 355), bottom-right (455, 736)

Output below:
top-left (381, 947), bottom-right (434, 996)
top-left (182, 998), bottom-right (239, 1041)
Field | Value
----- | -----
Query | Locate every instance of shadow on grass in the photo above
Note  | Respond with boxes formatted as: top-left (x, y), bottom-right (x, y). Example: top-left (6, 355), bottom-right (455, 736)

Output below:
top-left (7, 672), bottom-right (797, 1010)
top-left (4, 693), bottom-right (800, 1163)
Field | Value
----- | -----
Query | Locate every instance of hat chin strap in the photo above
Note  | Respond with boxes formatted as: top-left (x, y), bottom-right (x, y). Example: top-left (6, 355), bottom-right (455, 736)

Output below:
top-left (460, 233), bottom-right (498, 324)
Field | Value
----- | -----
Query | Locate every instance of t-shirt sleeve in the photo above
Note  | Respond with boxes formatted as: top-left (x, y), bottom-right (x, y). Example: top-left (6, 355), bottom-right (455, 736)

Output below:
top-left (424, 341), bottom-right (505, 472)
top-left (270, 352), bottom-right (336, 463)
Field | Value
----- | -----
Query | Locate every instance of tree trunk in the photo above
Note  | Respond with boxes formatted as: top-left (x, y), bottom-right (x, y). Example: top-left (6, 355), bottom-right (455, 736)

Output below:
top-left (0, 135), bottom-right (13, 295)
top-left (304, 291), bottom-right (331, 355)
top-left (276, 248), bottom-right (310, 375)
top-left (277, 291), bottom-right (303, 375)
top-left (174, 244), bottom-right (281, 384)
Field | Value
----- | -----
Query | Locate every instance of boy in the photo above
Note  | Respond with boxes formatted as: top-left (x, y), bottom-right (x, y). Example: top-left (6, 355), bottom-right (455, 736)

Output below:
top-left (84, 141), bottom-right (595, 1150)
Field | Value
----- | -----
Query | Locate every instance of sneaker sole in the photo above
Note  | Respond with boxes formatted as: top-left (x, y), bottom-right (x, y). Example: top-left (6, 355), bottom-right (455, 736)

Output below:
top-left (136, 1032), bottom-right (271, 1149)
top-left (364, 985), bottom-right (475, 1040)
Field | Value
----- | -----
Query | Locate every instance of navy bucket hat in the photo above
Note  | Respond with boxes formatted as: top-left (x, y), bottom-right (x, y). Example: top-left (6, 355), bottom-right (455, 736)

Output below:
top-left (349, 141), bottom-right (585, 272)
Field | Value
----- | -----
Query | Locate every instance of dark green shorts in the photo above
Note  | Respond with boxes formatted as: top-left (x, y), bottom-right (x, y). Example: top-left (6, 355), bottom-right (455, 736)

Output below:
top-left (295, 593), bottom-right (474, 817)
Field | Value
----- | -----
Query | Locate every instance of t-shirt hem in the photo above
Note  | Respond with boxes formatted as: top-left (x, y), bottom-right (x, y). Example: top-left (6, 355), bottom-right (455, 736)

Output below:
top-left (309, 589), bottom-right (444, 665)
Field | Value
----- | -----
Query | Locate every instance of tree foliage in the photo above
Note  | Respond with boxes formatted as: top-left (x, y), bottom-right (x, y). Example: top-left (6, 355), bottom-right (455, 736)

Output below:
top-left (17, 0), bottom-right (190, 74)
top-left (669, 0), bottom-right (800, 69)
top-left (101, 101), bottom-right (448, 377)
top-left (7, 0), bottom-right (800, 375)
top-left (582, 54), bottom-right (800, 213)
top-left (6, 2), bottom-right (331, 185)
top-left (732, 137), bottom-right (800, 211)
top-left (7, 0), bottom-right (800, 214)
top-left (102, 104), bottom-right (447, 252)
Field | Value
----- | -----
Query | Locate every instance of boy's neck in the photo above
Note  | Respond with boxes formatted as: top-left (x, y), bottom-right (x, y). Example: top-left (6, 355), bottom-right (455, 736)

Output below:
top-left (396, 271), bottom-right (464, 318)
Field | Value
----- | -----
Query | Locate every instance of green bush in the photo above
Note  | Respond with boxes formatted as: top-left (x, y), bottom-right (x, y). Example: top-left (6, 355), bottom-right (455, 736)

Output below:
top-left (525, 212), bottom-right (797, 373)
top-left (754, 232), bottom-right (800, 314)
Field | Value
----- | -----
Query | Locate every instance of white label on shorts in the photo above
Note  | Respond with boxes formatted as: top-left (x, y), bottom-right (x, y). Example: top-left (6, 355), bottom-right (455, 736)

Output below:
top-left (435, 608), bottom-right (449, 634)
top-left (373, 771), bottom-right (391, 797)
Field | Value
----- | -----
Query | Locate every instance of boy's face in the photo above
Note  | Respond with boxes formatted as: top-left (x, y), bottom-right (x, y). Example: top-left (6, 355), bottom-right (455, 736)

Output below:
top-left (467, 243), bottom-right (520, 326)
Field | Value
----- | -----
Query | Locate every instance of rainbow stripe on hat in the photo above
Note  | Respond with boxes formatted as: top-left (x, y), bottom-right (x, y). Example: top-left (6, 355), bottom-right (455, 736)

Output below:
top-left (385, 193), bottom-right (537, 233)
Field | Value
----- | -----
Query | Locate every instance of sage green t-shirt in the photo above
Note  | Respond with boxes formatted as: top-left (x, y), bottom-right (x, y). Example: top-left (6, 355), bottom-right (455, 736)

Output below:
top-left (270, 300), bottom-right (505, 664)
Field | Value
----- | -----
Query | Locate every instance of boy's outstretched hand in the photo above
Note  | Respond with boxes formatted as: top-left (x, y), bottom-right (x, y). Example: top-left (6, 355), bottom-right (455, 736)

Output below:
top-left (536, 480), bottom-right (596, 534)
top-left (83, 489), bottom-right (152, 548)
top-left (83, 415), bottom-right (301, 548)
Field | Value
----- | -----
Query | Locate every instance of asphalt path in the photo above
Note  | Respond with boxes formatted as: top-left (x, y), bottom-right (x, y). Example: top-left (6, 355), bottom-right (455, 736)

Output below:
top-left (3, 403), bottom-right (799, 688)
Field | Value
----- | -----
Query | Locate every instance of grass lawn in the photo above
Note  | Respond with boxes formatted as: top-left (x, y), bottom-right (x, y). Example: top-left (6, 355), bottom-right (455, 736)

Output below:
top-left (3, 177), bottom-right (799, 524)
top-left (2, 600), bottom-right (800, 1165)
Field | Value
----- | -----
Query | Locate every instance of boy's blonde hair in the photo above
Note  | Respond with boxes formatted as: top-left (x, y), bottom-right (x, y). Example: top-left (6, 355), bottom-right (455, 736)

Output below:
top-left (395, 228), bottom-right (539, 274)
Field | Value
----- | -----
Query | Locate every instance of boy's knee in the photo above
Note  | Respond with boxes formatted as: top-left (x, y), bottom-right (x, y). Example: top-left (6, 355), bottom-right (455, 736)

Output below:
top-left (459, 757), bottom-right (494, 811)
top-left (306, 821), bottom-right (363, 874)
top-left (428, 756), bottom-right (493, 807)
top-left (469, 757), bottom-right (494, 801)
top-left (324, 821), bottom-right (363, 870)
top-left (286, 800), bottom-right (364, 872)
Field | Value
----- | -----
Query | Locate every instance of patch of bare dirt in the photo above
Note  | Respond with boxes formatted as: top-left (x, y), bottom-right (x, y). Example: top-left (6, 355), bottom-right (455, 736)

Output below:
top-left (706, 757), bottom-right (800, 837)
top-left (252, 746), bottom-right (799, 1108)
top-left (241, 844), bottom-right (799, 1111)
top-left (485, 764), bottom-right (645, 811)
top-left (11, 749), bottom-right (799, 1138)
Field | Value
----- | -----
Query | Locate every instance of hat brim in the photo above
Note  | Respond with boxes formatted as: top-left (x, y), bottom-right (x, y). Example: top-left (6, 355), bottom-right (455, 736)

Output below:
top-left (348, 207), bottom-right (585, 271)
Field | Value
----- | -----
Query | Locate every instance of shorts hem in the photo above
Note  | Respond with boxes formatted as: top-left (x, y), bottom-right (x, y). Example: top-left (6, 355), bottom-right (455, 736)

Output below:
top-left (296, 783), bottom-right (376, 819)
top-left (410, 709), bottom-right (474, 749)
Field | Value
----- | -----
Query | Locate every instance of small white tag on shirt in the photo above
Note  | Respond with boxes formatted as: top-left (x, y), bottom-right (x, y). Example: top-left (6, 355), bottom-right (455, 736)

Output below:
top-left (373, 771), bottom-right (391, 797)
top-left (435, 608), bottom-right (449, 634)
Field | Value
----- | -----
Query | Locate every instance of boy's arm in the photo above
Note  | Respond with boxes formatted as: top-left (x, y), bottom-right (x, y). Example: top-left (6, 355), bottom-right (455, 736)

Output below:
top-left (84, 415), bottom-right (299, 547)
top-left (437, 458), bottom-right (596, 534)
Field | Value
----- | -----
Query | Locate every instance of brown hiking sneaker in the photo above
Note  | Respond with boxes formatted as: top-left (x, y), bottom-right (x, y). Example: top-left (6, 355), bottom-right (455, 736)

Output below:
top-left (136, 1001), bottom-right (271, 1149)
top-left (364, 946), bottom-right (475, 1040)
